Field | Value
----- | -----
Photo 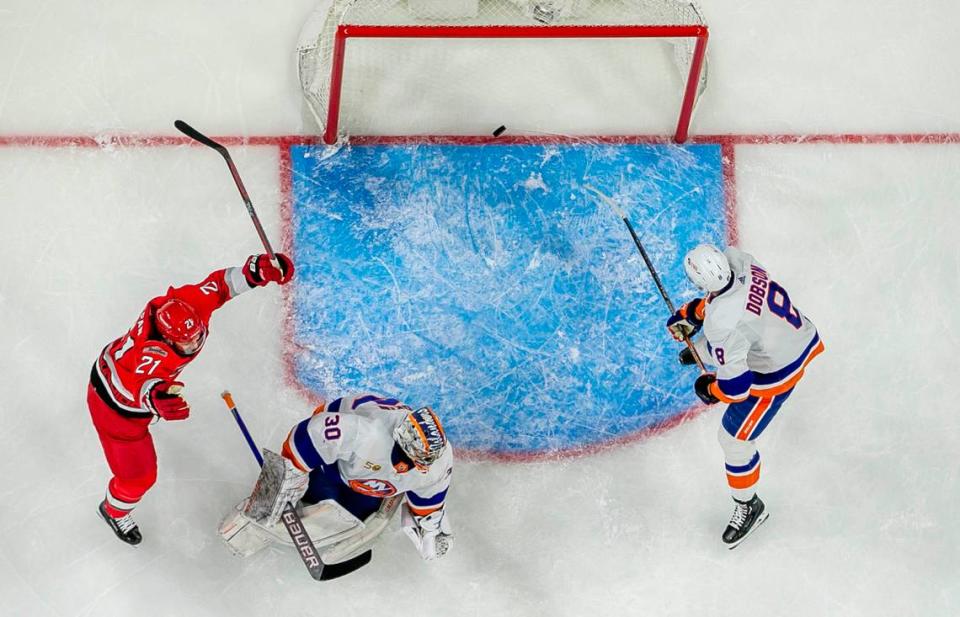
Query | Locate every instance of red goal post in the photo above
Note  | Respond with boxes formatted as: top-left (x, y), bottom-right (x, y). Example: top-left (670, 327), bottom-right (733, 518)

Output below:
top-left (298, 0), bottom-right (709, 144)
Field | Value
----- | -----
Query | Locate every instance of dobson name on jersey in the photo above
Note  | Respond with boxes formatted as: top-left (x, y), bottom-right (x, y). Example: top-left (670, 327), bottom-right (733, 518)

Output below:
top-left (694, 247), bottom-right (824, 403)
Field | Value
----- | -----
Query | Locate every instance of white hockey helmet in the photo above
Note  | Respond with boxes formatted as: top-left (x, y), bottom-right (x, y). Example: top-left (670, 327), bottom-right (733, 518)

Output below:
top-left (394, 407), bottom-right (447, 470)
top-left (684, 244), bottom-right (732, 292)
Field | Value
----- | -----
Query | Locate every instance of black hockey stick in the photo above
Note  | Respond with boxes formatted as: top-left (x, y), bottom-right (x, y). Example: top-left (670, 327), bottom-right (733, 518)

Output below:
top-left (220, 391), bottom-right (372, 581)
top-left (174, 120), bottom-right (278, 264)
top-left (584, 185), bottom-right (707, 371)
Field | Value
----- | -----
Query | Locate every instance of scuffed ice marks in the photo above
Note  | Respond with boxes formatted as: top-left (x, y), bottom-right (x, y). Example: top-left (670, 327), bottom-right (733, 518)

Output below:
top-left (289, 143), bottom-right (725, 454)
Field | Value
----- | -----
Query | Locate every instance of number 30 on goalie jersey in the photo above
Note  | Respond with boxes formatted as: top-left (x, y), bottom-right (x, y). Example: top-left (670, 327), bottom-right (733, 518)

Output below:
top-left (281, 394), bottom-right (453, 514)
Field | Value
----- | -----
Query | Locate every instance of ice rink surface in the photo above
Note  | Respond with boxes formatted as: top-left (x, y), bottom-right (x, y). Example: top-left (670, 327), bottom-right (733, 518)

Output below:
top-left (1, 1), bottom-right (959, 616)
top-left (288, 142), bottom-right (727, 454)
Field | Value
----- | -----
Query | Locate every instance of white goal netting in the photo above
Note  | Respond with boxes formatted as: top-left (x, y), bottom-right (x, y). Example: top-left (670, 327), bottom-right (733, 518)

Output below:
top-left (298, 0), bottom-right (708, 142)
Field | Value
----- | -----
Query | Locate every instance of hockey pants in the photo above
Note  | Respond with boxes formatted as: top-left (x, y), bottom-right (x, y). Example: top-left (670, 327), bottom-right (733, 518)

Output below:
top-left (87, 383), bottom-right (157, 518)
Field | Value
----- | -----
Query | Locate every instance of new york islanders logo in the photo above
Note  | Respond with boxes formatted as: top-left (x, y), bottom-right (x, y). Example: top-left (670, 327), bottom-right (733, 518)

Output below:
top-left (348, 478), bottom-right (397, 497)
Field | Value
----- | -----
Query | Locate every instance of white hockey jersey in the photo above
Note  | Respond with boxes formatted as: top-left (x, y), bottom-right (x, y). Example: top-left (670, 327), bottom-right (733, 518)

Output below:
top-left (693, 247), bottom-right (824, 403)
top-left (281, 394), bottom-right (453, 516)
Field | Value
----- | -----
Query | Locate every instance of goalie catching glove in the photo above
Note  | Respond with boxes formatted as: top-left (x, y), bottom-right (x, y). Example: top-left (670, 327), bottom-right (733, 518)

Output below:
top-left (666, 298), bottom-right (705, 342)
top-left (402, 506), bottom-right (453, 561)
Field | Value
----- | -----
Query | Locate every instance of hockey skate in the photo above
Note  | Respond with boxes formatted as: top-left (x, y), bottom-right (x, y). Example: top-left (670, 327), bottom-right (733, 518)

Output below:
top-left (98, 500), bottom-right (142, 546)
top-left (722, 494), bottom-right (768, 549)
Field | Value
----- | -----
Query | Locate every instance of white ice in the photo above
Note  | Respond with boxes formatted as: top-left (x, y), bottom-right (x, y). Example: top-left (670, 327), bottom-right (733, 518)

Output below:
top-left (1, 1), bottom-right (958, 616)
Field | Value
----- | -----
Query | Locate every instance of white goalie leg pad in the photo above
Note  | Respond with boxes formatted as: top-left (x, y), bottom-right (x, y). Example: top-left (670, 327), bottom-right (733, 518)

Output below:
top-left (298, 499), bottom-right (365, 548)
top-left (218, 499), bottom-right (276, 558)
top-left (220, 496), bottom-right (372, 559)
top-left (244, 449), bottom-right (309, 527)
top-left (321, 495), bottom-right (402, 564)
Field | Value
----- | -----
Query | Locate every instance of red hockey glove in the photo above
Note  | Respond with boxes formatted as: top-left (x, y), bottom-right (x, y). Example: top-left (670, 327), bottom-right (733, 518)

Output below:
top-left (694, 373), bottom-right (720, 405)
top-left (149, 381), bottom-right (190, 421)
top-left (243, 253), bottom-right (295, 288)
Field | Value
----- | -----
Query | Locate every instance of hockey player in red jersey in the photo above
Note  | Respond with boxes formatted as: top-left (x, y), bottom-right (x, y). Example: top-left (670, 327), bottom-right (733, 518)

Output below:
top-left (88, 253), bottom-right (294, 545)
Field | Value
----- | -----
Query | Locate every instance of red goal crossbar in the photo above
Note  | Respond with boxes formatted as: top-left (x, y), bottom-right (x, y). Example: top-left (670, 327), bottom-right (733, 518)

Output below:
top-left (323, 24), bottom-right (709, 145)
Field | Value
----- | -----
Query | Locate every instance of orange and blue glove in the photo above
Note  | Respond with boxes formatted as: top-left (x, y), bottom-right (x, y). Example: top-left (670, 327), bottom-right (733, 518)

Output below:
top-left (666, 298), bottom-right (705, 342)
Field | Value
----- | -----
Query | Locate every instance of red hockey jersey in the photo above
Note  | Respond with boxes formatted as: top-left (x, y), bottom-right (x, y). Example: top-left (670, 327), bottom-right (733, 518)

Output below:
top-left (91, 267), bottom-right (249, 418)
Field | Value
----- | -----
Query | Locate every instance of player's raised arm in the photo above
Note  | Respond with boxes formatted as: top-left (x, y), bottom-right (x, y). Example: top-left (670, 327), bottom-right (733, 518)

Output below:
top-left (166, 252), bottom-right (295, 319)
top-left (88, 254), bottom-right (295, 546)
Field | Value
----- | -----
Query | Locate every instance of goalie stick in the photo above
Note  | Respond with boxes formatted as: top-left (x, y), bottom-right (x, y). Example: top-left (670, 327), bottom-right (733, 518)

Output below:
top-left (583, 184), bottom-right (707, 371)
top-left (174, 120), bottom-right (278, 265)
top-left (220, 391), bottom-right (372, 581)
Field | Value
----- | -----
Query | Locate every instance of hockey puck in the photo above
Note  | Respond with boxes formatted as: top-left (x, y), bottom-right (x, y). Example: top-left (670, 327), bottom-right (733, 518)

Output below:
top-left (492, 125), bottom-right (507, 137)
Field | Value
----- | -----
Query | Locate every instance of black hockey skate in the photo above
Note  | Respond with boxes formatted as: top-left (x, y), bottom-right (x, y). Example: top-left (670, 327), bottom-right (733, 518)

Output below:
top-left (98, 500), bottom-right (142, 546)
top-left (722, 494), bottom-right (769, 549)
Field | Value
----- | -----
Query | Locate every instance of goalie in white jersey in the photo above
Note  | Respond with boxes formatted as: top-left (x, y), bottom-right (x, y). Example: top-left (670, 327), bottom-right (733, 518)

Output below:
top-left (667, 244), bottom-right (824, 549)
top-left (219, 393), bottom-right (453, 563)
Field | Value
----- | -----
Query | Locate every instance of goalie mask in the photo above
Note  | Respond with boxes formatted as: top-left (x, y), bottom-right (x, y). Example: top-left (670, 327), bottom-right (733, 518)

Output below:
top-left (394, 407), bottom-right (447, 470)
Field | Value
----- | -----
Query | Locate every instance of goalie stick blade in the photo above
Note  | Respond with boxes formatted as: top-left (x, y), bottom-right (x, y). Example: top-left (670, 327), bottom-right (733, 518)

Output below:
top-left (278, 501), bottom-right (372, 581)
top-left (582, 184), bottom-right (628, 220)
top-left (174, 120), bottom-right (228, 154)
top-left (317, 550), bottom-right (373, 581)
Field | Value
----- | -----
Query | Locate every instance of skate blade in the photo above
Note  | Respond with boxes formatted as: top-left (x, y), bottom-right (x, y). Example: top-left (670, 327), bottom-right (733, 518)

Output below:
top-left (725, 510), bottom-right (770, 550)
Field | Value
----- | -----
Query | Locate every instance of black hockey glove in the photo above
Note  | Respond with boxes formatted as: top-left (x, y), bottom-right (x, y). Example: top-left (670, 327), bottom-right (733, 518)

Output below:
top-left (694, 373), bottom-right (720, 405)
top-left (678, 347), bottom-right (697, 366)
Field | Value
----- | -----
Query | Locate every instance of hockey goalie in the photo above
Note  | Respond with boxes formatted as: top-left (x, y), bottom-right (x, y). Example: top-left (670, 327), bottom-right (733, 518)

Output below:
top-left (219, 394), bottom-right (453, 564)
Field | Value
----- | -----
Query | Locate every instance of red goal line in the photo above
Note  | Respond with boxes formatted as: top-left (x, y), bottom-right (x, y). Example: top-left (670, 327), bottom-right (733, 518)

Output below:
top-left (1, 132), bottom-right (957, 149)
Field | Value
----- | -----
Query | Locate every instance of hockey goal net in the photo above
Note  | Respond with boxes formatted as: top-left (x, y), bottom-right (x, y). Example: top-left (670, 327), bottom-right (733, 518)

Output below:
top-left (298, 0), bottom-right (708, 144)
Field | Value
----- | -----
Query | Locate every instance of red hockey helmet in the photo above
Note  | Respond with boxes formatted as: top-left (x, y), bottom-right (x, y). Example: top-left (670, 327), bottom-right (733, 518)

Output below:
top-left (155, 299), bottom-right (205, 354)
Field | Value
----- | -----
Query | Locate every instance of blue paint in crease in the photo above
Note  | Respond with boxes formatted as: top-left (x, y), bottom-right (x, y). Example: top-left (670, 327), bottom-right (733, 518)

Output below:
top-left (289, 143), bottom-right (725, 455)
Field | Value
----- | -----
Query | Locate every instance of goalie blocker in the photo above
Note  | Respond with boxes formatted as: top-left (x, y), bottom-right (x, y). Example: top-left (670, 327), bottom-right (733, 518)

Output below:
top-left (219, 394), bottom-right (453, 563)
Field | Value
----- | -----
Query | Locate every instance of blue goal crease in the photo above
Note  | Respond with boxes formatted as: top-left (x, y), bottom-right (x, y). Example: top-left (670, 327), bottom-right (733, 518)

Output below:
top-left (287, 142), bottom-right (726, 455)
